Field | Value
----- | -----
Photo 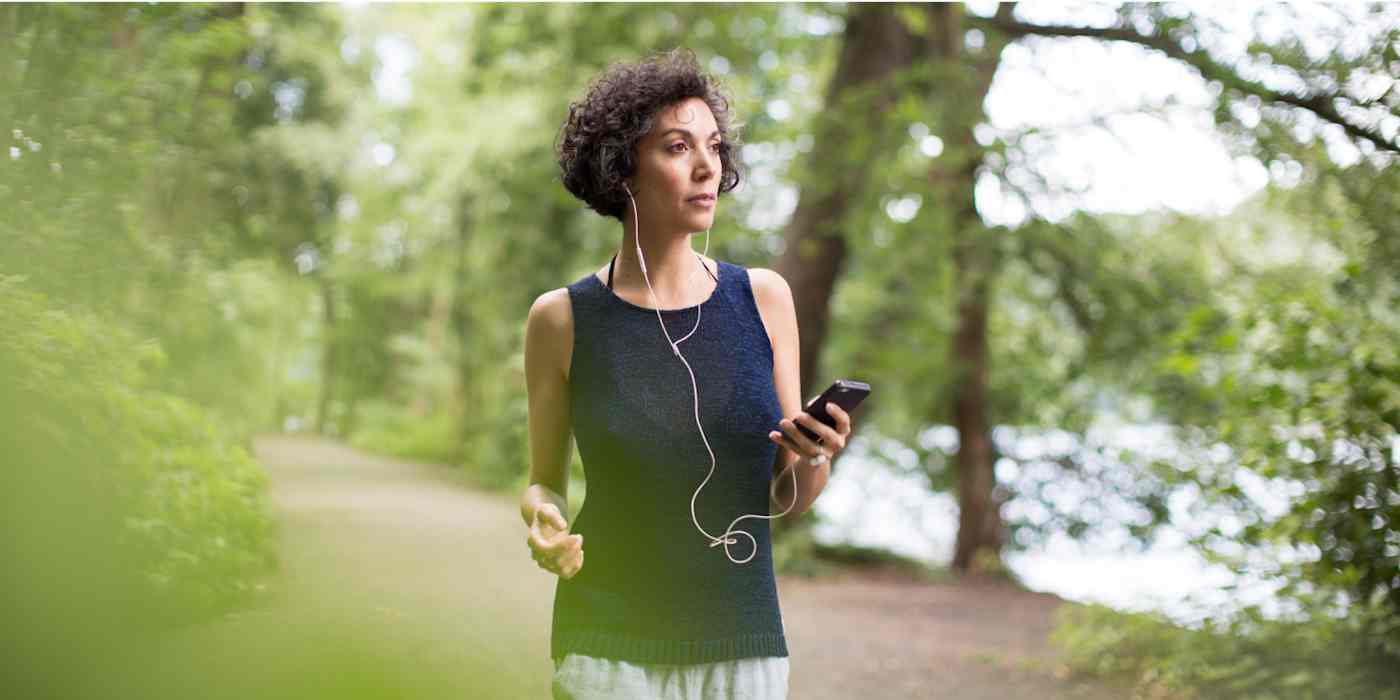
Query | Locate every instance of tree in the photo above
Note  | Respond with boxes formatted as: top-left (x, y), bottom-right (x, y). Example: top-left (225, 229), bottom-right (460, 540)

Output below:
top-left (770, 2), bottom-right (1398, 577)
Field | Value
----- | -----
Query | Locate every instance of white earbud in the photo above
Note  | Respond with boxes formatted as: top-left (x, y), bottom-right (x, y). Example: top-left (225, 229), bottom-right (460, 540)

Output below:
top-left (621, 181), bottom-right (797, 565)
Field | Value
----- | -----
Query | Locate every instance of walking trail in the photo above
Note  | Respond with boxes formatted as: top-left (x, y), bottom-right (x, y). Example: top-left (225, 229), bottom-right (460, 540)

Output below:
top-left (155, 435), bottom-right (1124, 699)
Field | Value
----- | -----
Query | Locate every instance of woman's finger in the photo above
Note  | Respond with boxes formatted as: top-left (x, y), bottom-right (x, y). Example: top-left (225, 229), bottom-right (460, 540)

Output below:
top-left (544, 533), bottom-right (581, 562)
top-left (561, 547), bottom-right (584, 579)
top-left (528, 528), bottom-right (556, 553)
top-left (534, 510), bottom-right (568, 539)
top-left (530, 526), bottom-right (571, 556)
top-left (779, 415), bottom-right (823, 455)
top-left (767, 426), bottom-right (806, 459)
top-left (768, 426), bottom-right (793, 452)
top-left (795, 411), bottom-right (843, 450)
top-left (815, 403), bottom-right (851, 443)
top-left (826, 402), bottom-right (852, 438)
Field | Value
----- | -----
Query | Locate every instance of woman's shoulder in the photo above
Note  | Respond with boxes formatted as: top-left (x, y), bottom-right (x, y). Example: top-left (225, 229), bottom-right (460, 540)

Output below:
top-left (529, 286), bottom-right (574, 324)
top-left (744, 266), bottom-right (790, 298)
top-left (526, 286), bottom-right (575, 381)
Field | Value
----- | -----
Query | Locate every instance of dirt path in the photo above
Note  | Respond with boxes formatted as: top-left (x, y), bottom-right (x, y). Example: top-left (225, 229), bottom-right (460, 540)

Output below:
top-left (159, 435), bottom-right (1122, 699)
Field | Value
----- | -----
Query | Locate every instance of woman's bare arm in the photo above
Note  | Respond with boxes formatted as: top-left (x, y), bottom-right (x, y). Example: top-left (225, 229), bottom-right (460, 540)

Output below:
top-left (750, 268), bottom-right (830, 517)
top-left (521, 288), bottom-right (574, 527)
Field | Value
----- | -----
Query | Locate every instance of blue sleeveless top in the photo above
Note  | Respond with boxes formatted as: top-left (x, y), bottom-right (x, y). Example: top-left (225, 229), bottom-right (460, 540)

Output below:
top-left (550, 256), bottom-right (789, 665)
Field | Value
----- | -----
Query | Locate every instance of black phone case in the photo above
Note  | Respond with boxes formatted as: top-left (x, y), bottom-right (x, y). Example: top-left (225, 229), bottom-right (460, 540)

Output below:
top-left (795, 379), bottom-right (871, 443)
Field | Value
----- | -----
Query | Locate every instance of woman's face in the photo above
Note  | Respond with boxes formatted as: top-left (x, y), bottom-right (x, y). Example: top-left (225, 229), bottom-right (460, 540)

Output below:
top-left (626, 97), bottom-right (722, 234)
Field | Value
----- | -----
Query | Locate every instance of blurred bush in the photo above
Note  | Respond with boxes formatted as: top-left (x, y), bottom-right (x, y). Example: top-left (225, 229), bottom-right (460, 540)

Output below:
top-left (1050, 599), bottom-right (1400, 700)
top-left (347, 398), bottom-right (462, 467)
top-left (0, 274), bottom-right (279, 633)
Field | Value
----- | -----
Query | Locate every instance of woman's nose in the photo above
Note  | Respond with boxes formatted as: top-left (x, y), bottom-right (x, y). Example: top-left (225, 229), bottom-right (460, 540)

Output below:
top-left (694, 149), bottom-right (717, 178)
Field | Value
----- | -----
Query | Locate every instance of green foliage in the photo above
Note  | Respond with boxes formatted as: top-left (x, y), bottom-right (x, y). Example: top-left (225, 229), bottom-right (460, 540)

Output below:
top-left (1052, 600), bottom-right (1400, 700)
top-left (1142, 178), bottom-right (1400, 654)
top-left (1, 4), bottom-right (321, 433)
top-left (120, 391), bottom-right (279, 620)
top-left (5, 8), bottom-right (1398, 696)
top-left (347, 398), bottom-right (461, 467)
top-left (319, 3), bottom-right (828, 489)
top-left (771, 518), bottom-right (830, 577)
top-left (0, 276), bottom-right (278, 626)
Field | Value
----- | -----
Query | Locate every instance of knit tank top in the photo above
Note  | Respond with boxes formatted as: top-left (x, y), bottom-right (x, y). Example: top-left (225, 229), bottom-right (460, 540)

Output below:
top-left (550, 256), bottom-right (789, 665)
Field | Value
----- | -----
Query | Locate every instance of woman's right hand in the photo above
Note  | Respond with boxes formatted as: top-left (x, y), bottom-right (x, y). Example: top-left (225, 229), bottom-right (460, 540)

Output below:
top-left (528, 503), bottom-right (584, 579)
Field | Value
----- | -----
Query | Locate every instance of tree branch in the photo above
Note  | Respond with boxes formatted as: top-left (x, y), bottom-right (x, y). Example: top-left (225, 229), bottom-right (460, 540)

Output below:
top-left (975, 11), bottom-right (1400, 156)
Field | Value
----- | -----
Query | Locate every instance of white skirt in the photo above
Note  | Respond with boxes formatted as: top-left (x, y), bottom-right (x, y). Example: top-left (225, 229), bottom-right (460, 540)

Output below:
top-left (551, 653), bottom-right (789, 700)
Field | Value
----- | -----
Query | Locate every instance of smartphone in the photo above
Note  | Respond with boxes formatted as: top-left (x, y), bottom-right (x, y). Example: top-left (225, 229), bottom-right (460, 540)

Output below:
top-left (794, 379), bottom-right (871, 443)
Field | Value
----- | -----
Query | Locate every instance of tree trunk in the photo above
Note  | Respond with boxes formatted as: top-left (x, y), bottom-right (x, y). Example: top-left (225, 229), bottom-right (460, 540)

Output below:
top-left (924, 3), bottom-right (1010, 573)
top-left (315, 275), bottom-right (338, 435)
top-left (451, 193), bottom-right (474, 463)
top-left (771, 4), bottom-right (921, 539)
top-left (948, 235), bottom-right (1000, 572)
top-left (772, 3), bottom-right (921, 399)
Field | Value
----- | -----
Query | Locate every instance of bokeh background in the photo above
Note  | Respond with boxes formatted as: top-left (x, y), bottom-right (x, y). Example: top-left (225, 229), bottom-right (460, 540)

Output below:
top-left (3, 2), bottom-right (1398, 698)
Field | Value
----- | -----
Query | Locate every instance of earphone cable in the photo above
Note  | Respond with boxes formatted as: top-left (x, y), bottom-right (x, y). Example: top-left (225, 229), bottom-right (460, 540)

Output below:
top-left (625, 187), bottom-right (798, 565)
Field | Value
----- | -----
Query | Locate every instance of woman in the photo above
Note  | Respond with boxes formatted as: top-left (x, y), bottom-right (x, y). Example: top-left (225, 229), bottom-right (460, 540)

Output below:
top-left (520, 48), bottom-right (853, 700)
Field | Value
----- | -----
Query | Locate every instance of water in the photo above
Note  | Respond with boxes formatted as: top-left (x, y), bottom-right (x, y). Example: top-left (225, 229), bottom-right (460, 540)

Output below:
top-left (811, 420), bottom-right (1318, 628)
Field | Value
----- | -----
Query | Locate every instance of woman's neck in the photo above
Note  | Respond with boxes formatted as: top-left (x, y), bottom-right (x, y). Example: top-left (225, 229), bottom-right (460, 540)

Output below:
top-left (613, 229), bottom-right (711, 304)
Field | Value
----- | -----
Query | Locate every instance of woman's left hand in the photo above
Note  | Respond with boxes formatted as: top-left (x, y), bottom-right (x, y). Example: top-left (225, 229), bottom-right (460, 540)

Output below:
top-left (768, 398), bottom-right (851, 468)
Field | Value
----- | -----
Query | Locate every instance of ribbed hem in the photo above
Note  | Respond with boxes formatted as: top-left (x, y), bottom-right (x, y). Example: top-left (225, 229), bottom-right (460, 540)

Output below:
top-left (551, 627), bottom-right (788, 665)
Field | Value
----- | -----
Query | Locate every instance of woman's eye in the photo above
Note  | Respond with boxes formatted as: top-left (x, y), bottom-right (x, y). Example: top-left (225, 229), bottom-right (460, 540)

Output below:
top-left (669, 142), bottom-right (723, 154)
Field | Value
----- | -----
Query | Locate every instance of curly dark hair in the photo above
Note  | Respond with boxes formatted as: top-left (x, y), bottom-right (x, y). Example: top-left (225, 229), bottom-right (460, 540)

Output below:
top-left (556, 47), bottom-right (744, 222)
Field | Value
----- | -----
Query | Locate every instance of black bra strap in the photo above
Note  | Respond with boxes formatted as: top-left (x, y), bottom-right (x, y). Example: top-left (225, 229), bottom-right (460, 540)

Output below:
top-left (700, 256), bottom-right (719, 283)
